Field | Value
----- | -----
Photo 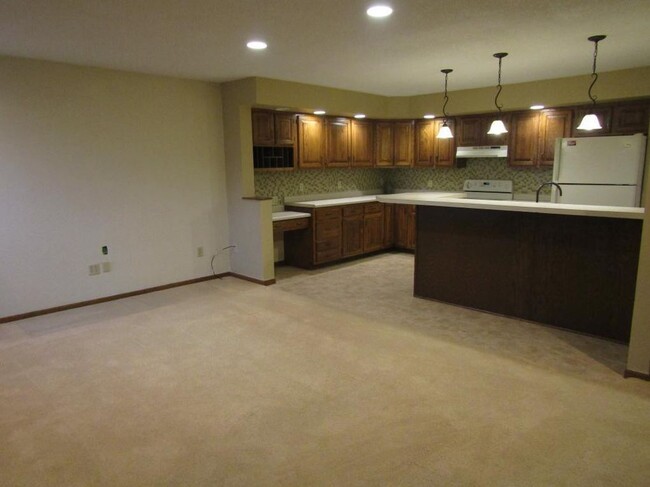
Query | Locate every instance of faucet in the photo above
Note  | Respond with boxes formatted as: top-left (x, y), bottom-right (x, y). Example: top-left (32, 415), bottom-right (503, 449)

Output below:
top-left (536, 182), bottom-right (563, 203)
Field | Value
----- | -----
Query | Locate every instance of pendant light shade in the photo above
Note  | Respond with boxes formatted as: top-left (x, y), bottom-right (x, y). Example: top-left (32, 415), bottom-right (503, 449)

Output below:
top-left (487, 119), bottom-right (508, 135)
top-left (437, 69), bottom-right (453, 139)
top-left (577, 35), bottom-right (606, 131)
top-left (487, 52), bottom-right (508, 135)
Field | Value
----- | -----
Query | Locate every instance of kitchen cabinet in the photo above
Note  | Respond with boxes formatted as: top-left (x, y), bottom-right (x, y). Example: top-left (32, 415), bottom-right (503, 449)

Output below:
top-left (297, 115), bottom-right (325, 168)
top-left (395, 204), bottom-right (416, 251)
top-left (252, 110), bottom-right (296, 146)
top-left (325, 117), bottom-right (351, 167)
top-left (375, 121), bottom-right (413, 167)
top-left (414, 119), bottom-right (456, 167)
top-left (351, 119), bottom-right (374, 167)
top-left (284, 201), bottom-right (390, 268)
top-left (508, 109), bottom-right (572, 167)
top-left (456, 114), bottom-right (510, 147)
top-left (342, 205), bottom-right (364, 257)
top-left (383, 203), bottom-right (395, 248)
top-left (611, 103), bottom-right (649, 134)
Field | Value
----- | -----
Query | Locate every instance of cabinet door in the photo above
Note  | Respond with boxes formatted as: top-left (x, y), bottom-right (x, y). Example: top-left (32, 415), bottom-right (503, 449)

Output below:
top-left (457, 116), bottom-right (485, 147)
top-left (342, 205), bottom-right (364, 257)
top-left (314, 206), bottom-right (342, 264)
top-left (572, 106), bottom-right (612, 137)
top-left (406, 205), bottom-right (416, 250)
top-left (351, 120), bottom-right (374, 167)
top-left (364, 212), bottom-right (385, 253)
top-left (274, 113), bottom-right (296, 146)
top-left (414, 120), bottom-right (435, 166)
top-left (252, 110), bottom-right (275, 146)
top-left (611, 103), bottom-right (649, 134)
top-left (375, 122), bottom-right (395, 167)
top-left (325, 117), bottom-right (351, 167)
top-left (394, 121), bottom-right (414, 167)
top-left (433, 119), bottom-right (456, 167)
top-left (538, 109), bottom-right (573, 166)
top-left (383, 203), bottom-right (395, 248)
top-left (395, 205), bottom-right (415, 250)
top-left (298, 115), bottom-right (325, 168)
top-left (508, 112), bottom-right (540, 167)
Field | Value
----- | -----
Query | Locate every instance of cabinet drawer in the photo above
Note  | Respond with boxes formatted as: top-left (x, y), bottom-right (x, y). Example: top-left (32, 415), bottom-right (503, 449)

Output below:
top-left (364, 202), bottom-right (383, 215)
top-left (316, 219), bottom-right (341, 240)
top-left (273, 217), bottom-right (310, 233)
top-left (343, 205), bottom-right (364, 217)
top-left (316, 206), bottom-right (342, 221)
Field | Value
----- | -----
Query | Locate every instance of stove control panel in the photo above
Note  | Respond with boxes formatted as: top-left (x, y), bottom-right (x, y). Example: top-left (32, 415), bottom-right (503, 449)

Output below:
top-left (463, 180), bottom-right (513, 193)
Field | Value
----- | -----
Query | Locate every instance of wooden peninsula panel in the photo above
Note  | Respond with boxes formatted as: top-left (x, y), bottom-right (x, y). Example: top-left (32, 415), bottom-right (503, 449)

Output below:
top-left (414, 206), bottom-right (642, 342)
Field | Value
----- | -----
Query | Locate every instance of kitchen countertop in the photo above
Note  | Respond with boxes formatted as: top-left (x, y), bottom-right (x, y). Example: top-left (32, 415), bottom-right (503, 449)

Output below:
top-left (272, 211), bottom-right (311, 222)
top-left (376, 192), bottom-right (645, 220)
top-left (286, 192), bottom-right (461, 208)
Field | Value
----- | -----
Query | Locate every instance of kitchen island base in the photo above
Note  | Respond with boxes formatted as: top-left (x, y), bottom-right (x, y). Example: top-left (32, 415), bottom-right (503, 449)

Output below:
top-left (415, 206), bottom-right (642, 342)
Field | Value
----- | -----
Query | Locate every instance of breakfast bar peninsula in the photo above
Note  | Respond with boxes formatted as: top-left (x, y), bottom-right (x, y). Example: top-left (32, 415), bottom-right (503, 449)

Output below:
top-left (376, 193), bottom-right (644, 342)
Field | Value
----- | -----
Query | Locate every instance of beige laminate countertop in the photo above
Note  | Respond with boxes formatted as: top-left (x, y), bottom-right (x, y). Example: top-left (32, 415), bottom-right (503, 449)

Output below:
top-left (286, 192), bottom-right (461, 208)
top-left (272, 211), bottom-right (311, 222)
top-left (376, 192), bottom-right (645, 220)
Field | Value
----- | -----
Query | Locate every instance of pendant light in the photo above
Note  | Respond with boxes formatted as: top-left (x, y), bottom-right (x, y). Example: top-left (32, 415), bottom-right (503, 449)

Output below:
top-left (487, 52), bottom-right (508, 135)
top-left (577, 35), bottom-right (607, 131)
top-left (437, 69), bottom-right (453, 139)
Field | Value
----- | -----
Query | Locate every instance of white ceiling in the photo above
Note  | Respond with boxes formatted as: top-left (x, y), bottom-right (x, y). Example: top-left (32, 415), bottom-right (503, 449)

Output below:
top-left (1, 0), bottom-right (649, 96)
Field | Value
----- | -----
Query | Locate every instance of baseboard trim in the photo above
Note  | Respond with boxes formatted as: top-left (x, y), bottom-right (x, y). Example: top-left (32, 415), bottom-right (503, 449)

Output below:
top-left (0, 273), bottom-right (228, 324)
top-left (229, 273), bottom-right (276, 286)
top-left (624, 369), bottom-right (650, 381)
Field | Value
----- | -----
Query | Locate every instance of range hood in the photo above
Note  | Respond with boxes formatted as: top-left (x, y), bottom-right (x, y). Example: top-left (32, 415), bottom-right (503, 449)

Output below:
top-left (456, 145), bottom-right (508, 158)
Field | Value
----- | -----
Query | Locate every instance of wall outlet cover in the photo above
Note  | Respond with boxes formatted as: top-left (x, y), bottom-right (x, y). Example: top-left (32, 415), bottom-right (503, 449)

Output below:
top-left (197, 246), bottom-right (204, 257)
top-left (101, 262), bottom-right (111, 273)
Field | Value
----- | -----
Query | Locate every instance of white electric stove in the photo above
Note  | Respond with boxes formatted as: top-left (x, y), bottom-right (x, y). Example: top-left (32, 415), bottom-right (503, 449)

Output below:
top-left (463, 180), bottom-right (514, 200)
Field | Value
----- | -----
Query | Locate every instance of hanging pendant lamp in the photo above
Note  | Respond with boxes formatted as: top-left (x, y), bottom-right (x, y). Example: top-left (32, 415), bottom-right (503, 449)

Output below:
top-left (577, 35), bottom-right (607, 131)
top-left (437, 69), bottom-right (454, 139)
top-left (487, 52), bottom-right (508, 135)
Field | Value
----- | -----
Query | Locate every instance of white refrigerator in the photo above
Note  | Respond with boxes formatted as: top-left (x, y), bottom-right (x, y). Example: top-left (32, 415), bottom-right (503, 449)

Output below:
top-left (551, 134), bottom-right (647, 207)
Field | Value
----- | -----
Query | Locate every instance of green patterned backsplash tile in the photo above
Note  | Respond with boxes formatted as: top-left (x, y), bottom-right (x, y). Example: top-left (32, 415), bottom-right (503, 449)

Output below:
top-left (255, 159), bottom-right (553, 205)
top-left (389, 159), bottom-right (553, 193)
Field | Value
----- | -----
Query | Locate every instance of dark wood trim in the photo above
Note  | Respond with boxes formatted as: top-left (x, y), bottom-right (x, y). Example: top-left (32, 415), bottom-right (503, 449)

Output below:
top-left (624, 369), bottom-right (650, 381)
top-left (242, 196), bottom-right (273, 201)
top-left (229, 273), bottom-right (276, 286)
top-left (0, 274), bottom-right (229, 324)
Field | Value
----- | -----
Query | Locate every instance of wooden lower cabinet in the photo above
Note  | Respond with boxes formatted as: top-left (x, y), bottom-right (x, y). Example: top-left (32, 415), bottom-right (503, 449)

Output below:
top-left (285, 202), bottom-right (392, 268)
top-left (383, 204), bottom-right (395, 248)
top-left (395, 204), bottom-right (416, 250)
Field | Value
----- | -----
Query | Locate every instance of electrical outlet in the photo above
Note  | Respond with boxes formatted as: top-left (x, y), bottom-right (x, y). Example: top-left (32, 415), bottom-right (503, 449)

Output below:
top-left (102, 262), bottom-right (111, 273)
top-left (197, 246), bottom-right (204, 257)
top-left (89, 264), bottom-right (101, 276)
top-left (427, 179), bottom-right (433, 188)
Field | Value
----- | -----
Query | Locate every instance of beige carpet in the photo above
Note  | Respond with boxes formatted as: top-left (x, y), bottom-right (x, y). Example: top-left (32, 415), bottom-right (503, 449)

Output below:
top-left (1, 253), bottom-right (649, 486)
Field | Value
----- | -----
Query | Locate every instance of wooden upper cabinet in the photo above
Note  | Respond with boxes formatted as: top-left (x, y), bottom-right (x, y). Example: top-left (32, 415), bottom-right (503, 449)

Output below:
top-left (375, 122), bottom-right (395, 167)
top-left (351, 119), bottom-right (374, 167)
top-left (508, 111), bottom-right (541, 167)
top-left (433, 119), bottom-right (456, 167)
top-left (325, 117), bottom-right (351, 167)
top-left (252, 110), bottom-right (276, 146)
top-left (274, 113), bottom-right (296, 145)
top-left (252, 110), bottom-right (295, 146)
top-left (375, 121), bottom-right (413, 167)
top-left (393, 121), bottom-right (414, 166)
top-left (414, 120), bottom-right (435, 166)
top-left (457, 114), bottom-right (511, 147)
top-left (298, 115), bottom-right (325, 169)
top-left (572, 106), bottom-right (612, 137)
top-left (538, 109), bottom-right (573, 166)
top-left (509, 109), bottom-right (572, 167)
top-left (611, 103), bottom-right (649, 134)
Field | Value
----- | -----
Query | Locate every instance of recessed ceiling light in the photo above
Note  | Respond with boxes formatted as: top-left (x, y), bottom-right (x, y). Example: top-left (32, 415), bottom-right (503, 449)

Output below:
top-left (530, 104), bottom-right (545, 110)
top-left (423, 114), bottom-right (436, 119)
top-left (313, 110), bottom-right (326, 115)
top-left (354, 114), bottom-right (366, 119)
top-left (246, 40), bottom-right (267, 50)
top-left (367, 5), bottom-right (393, 18)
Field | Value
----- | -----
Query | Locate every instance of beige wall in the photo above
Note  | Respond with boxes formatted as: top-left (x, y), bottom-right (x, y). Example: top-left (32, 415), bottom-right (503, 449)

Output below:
top-left (0, 56), bottom-right (230, 317)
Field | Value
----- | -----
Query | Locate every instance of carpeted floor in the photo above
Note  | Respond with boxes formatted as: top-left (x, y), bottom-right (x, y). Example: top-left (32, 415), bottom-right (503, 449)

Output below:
top-left (1, 252), bottom-right (649, 486)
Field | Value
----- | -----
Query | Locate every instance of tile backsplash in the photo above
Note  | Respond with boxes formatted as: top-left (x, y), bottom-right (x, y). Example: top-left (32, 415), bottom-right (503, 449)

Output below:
top-left (255, 159), bottom-right (553, 205)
